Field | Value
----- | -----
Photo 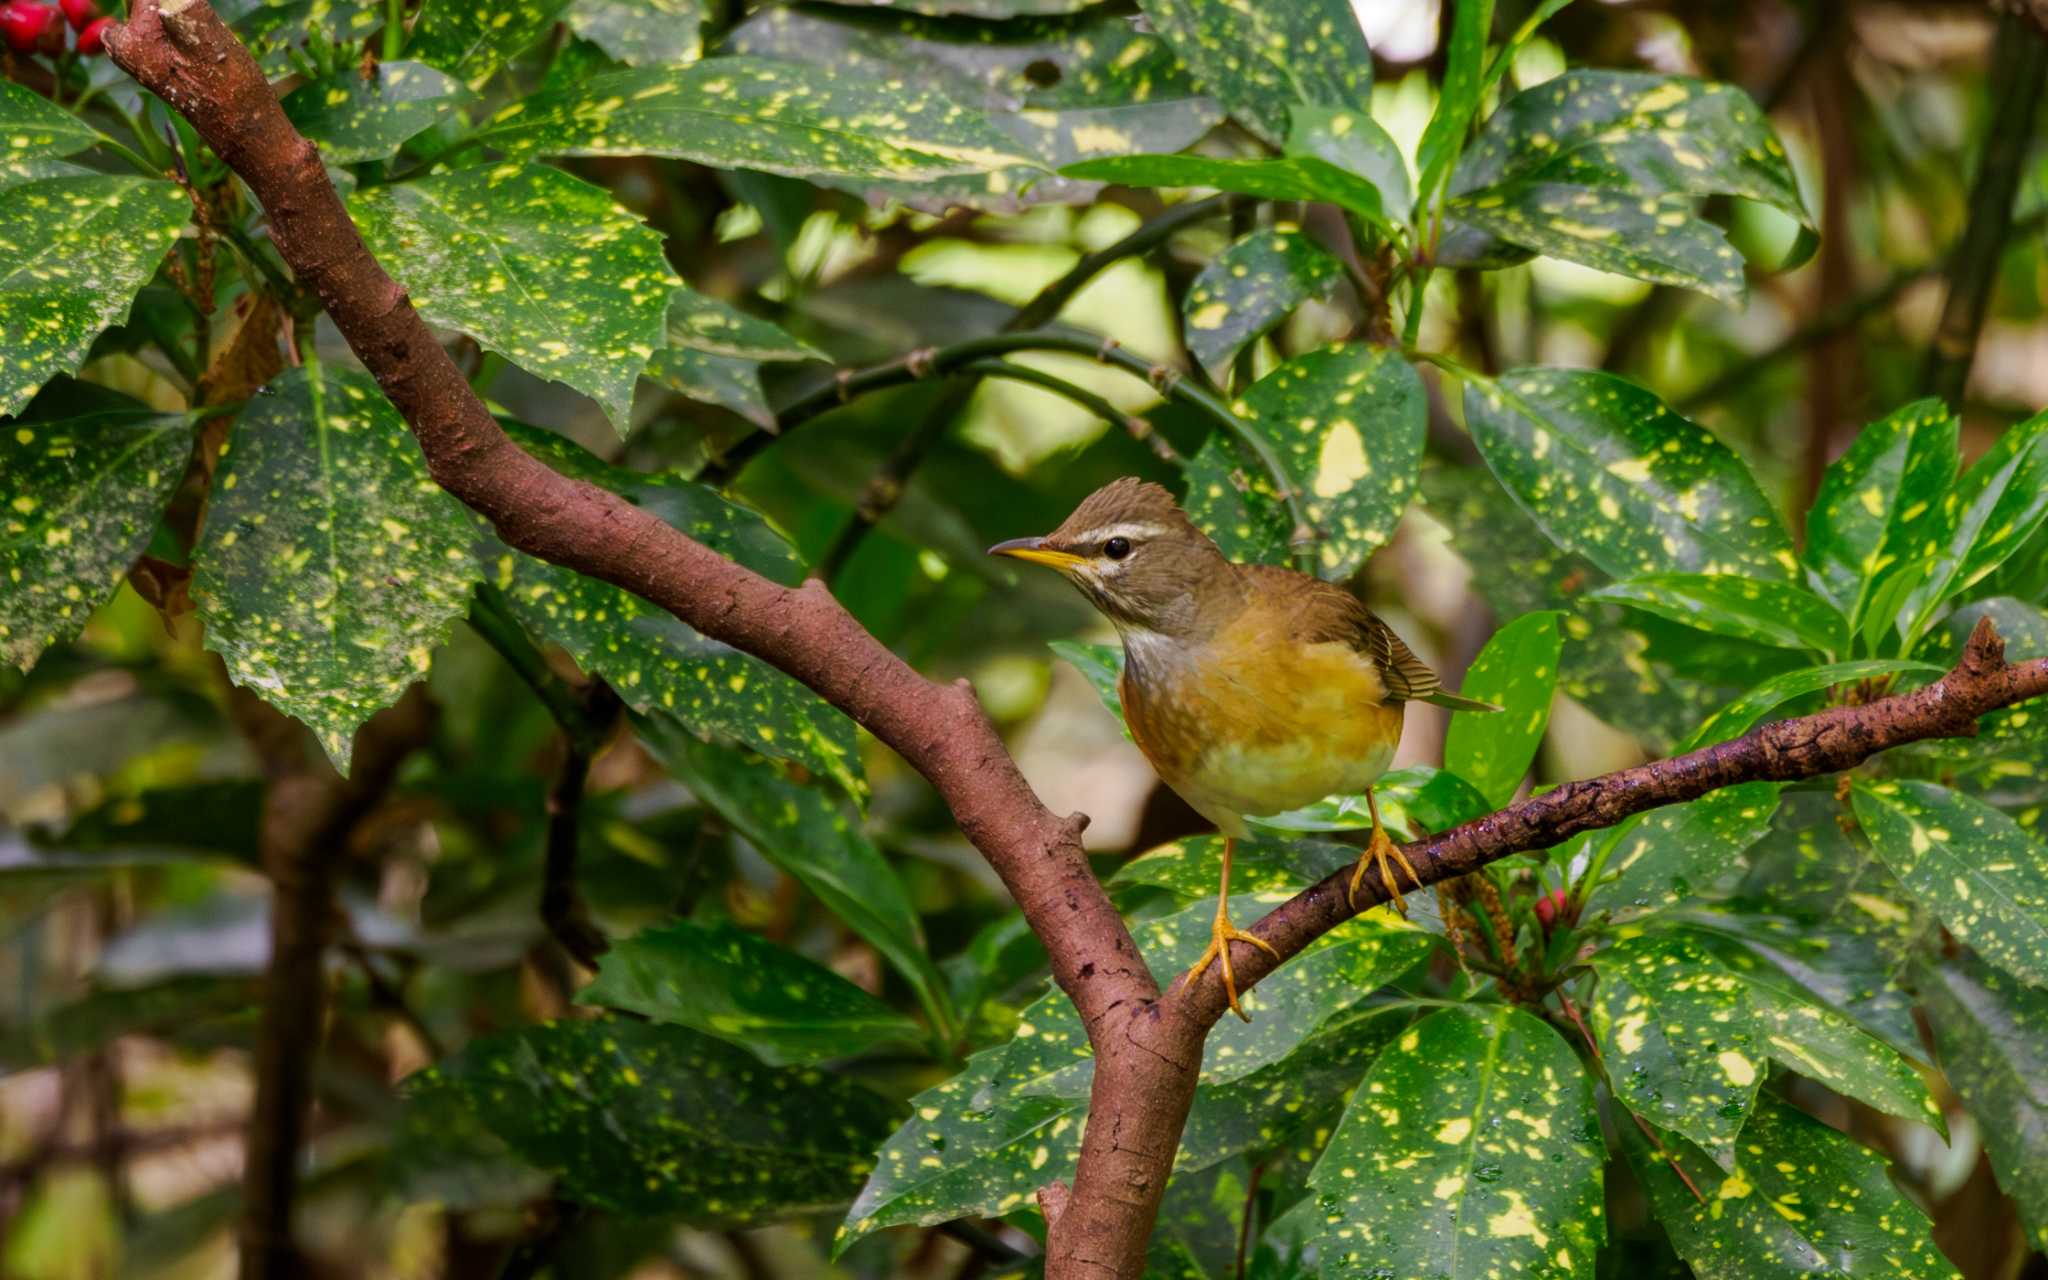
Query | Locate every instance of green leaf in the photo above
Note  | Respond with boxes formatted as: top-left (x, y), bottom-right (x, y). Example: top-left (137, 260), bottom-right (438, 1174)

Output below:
top-left (1048, 638), bottom-right (1129, 739)
top-left (0, 80), bottom-right (103, 162)
top-left (195, 366), bottom-right (478, 771)
top-left (1443, 71), bottom-right (1815, 294)
top-left (1895, 409), bottom-right (2048, 645)
top-left (224, 0), bottom-right (384, 78)
top-left (1308, 1005), bottom-right (1603, 1280)
top-left (1063, 153), bottom-right (1389, 229)
top-left (1, 390), bottom-right (190, 673)
top-left (998, 894), bottom-right (1429, 1098)
top-left (1466, 369), bottom-right (1795, 585)
top-left (645, 286), bottom-right (820, 429)
top-left (403, 1015), bottom-right (900, 1222)
top-left (1917, 953), bottom-right (2048, 1251)
top-left (1111, 833), bottom-right (1355, 903)
top-left (839, 1002), bottom-right (1408, 1249)
top-left (282, 61), bottom-right (467, 164)
top-left (1852, 779), bottom-right (2048, 988)
top-left (1587, 931), bottom-right (1764, 1156)
top-left (1625, 1097), bottom-right (1958, 1280)
top-left (1414, 0), bottom-right (1495, 209)
top-left (1183, 343), bottom-right (1426, 581)
top-left (1674, 657), bottom-right (1940, 753)
top-left (806, 0), bottom-right (1099, 15)
top-left (476, 58), bottom-right (1039, 180)
top-left (1444, 610), bottom-right (1562, 808)
top-left (1802, 399), bottom-right (1958, 628)
top-left (1183, 430), bottom-right (1295, 567)
top-left (577, 920), bottom-right (923, 1065)
top-left (1583, 783), bottom-right (1781, 918)
top-left (1134, 0), bottom-right (1371, 147)
top-left (350, 162), bottom-right (679, 434)
top-left (482, 422), bottom-right (863, 798)
top-left (1182, 225), bottom-right (1344, 381)
top-left (1590, 573), bottom-right (1846, 656)
top-left (1662, 924), bottom-right (1942, 1133)
top-left (637, 714), bottom-right (952, 1037)
top-left (1249, 764), bottom-right (1493, 841)
top-left (565, 0), bottom-right (704, 66)
top-left (1285, 105), bottom-right (1411, 224)
top-left (408, 0), bottom-right (569, 91)
top-left (0, 175), bottom-right (192, 419)
top-left (724, 6), bottom-right (1219, 212)
top-left (1915, 598), bottom-right (2048, 788)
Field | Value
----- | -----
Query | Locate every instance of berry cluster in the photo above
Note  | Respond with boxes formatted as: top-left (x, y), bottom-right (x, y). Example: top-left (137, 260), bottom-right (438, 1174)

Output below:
top-left (1, 0), bottom-right (109, 57)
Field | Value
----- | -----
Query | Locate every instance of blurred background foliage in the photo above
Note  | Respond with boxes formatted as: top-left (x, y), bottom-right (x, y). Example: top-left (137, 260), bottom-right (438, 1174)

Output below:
top-left (3, 0), bottom-right (2048, 1278)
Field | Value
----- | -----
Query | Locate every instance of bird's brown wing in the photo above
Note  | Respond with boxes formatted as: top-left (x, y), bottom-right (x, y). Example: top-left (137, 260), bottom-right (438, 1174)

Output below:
top-left (1237, 565), bottom-right (1444, 702)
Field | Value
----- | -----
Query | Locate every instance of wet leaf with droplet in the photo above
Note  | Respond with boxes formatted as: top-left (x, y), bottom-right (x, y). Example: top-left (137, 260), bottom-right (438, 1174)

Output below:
top-left (1308, 1005), bottom-right (1603, 1280)
top-left (1, 387), bottom-right (189, 672)
top-left (1624, 1096), bottom-right (1959, 1280)
top-left (402, 1015), bottom-right (900, 1222)
top-left (351, 162), bottom-right (679, 435)
top-left (194, 365), bottom-right (479, 772)
top-left (1852, 779), bottom-right (2048, 987)
top-left (0, 175), bottom-right (191, 418)
top-left (1583, 784), bottom-right (1781, 919)
top-left (1465, 368), bottom-right (1797, 585)
top-left (1182, 225), bottom-right (1344, 381)
top-left (577, 919), bottom-right (924, 1065)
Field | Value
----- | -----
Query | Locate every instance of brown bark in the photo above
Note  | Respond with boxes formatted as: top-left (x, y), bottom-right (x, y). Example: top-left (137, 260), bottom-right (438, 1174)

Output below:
top-left (105, 7), bottom-right (2048, 1275)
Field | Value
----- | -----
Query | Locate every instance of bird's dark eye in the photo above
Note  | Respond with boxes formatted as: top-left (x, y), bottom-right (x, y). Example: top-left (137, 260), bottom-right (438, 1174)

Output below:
top-left (1103, 536), bottom-right (1131, 561)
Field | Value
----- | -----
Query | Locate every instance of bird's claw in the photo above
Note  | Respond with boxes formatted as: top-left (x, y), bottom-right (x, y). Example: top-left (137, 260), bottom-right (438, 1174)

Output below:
top-left (1347, 827), bottom-right (1424, 916)
top-left (1188, 907), bottom-right (1279, 1022)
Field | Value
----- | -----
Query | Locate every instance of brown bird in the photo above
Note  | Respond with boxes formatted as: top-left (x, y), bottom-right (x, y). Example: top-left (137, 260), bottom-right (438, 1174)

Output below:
top-left (991, 478), bottom-right (1494, 1018)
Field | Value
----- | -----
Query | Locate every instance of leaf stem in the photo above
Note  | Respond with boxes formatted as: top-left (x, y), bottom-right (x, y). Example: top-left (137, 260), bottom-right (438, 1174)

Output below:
top-left (957, 358), bottom-right (1184, 465)
top-left (382, 0), bottom-right (404, 62)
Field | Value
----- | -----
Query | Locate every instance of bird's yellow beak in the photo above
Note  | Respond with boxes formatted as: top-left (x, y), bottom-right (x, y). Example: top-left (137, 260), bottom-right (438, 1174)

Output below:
top-left (988, 536), bottom-right (1085, 571)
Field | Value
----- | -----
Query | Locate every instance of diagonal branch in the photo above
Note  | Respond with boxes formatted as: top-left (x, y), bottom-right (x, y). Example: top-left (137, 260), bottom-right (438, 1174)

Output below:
top-left (105, 7), bottom-right (2048, 1278)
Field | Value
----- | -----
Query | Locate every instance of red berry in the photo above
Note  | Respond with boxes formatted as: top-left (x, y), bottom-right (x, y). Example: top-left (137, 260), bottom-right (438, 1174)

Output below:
top-left (58, 0), bottom-right (92, 29)
top-left (75, 12), bottom-right (108, 53)
top-left (1534, 894), bottom-right (1557, 928)
top-left (0, 3), bottom-right (58, 54)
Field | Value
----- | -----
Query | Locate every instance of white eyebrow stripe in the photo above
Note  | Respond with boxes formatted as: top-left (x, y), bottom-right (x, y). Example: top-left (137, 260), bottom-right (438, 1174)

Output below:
top-left (1065, 521), bottom-right (1171, 546)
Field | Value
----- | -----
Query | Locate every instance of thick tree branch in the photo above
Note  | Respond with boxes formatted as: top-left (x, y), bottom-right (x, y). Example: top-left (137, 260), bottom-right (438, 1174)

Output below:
top-left (106, 8), bottom-right (2048, 1278)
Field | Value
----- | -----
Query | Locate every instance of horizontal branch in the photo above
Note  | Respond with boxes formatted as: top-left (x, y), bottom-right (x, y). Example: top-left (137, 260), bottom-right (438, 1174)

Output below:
top-left (1172, 617), bottom-right (2048, 1028)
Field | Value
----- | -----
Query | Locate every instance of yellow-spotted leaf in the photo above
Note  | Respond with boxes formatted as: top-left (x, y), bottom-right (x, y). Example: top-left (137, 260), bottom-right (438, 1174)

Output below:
top-left (474, 58), bottom-right (1039, 181)
top-left (407, 0), bottom-right (569, 91)
top-left (725, 7), bottom-right (1219, 212)
top-left (1111, 833), bottom-right (1355, 902)
top-left (1465, 368), bottom-right (1797, 585)
top-left (1181, 430), bottom-right (1295, 567)
top-left (1444, 610), bottom-right (1562, 809)
top-left (1851, 779), bottom-right (2048, 987)
top-left (226, 0), bottom-right (384, 78)
top-left (1894, 409), bottom-right (2048, 646)
top-left (1134, 0), bottom-right (1371, 147)
top-left (402, 1015), bottom-right (900, 1222)
top-left (1182, 224), bottom-right (1344, 381)
top-left (1626, 1096), bottom-right (1959, 1280)
top-left (194, 366), bottom-right (479, 772)
top-left (0, 387), bottom-right (190, 673)
top-left (482, 421), bottom-right (862, 800)
top-left (350, 162), bottom-right (679, 435)
top-left (1802, 399), bottom-right (1958, 628)
top-left (577, 920), bottom-right (923, 1065)
top-left (1915, 599), bottom-right (2048, 790)
top-left (1588, 931), bottom-right (1765, 1157)
top-left (1443, 71), bottom-right (1814, 297)
top-left (1582, 784), bottom-right (1782, 918)
top-left (1917, 954), bottom-right (2048, 1251)
top-left (0, 80), bottom-right (102, 162)
top-left (1307, 1005), bottom-right (1603, 1280)
top-left (1675, 658), bottom-right (1940, 754)
top-left (566, 0), bottom-right (703, 66)
top-left (645, 286), bottom-right (822, 430)
top-left (0, 174), bottom-right (192, 418)
top-left (1063, 153), bottom-right (1391, 229)
top-left (282, 61), bottom-right (467, 163)
top-left (1591, 573), bottom-right (1847, 656)
top-left (1185, 343), bottom-right (1426, 581)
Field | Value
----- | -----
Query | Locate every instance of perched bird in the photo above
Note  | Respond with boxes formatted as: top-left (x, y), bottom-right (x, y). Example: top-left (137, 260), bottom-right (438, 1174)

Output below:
top-left (991, 478), bottom-right (1495, 1018)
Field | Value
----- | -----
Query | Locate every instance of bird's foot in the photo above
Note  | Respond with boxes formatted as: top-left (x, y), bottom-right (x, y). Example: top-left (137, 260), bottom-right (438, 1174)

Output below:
top-left (1347, 826), bottom-right (1424, 916)
top-left (1187, 904), bottom-right (1279, 1022)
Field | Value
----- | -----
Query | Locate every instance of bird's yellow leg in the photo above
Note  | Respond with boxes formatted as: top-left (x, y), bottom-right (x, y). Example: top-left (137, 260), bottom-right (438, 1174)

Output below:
top-left (1186, 837), bottom-right (1279, 1022)
top-left (1347, 786), bottom-right (1425, 915)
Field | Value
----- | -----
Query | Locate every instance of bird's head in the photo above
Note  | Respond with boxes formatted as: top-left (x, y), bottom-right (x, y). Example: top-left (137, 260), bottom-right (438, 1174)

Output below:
top-left (989, 477), bottom-right (1235, 635)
